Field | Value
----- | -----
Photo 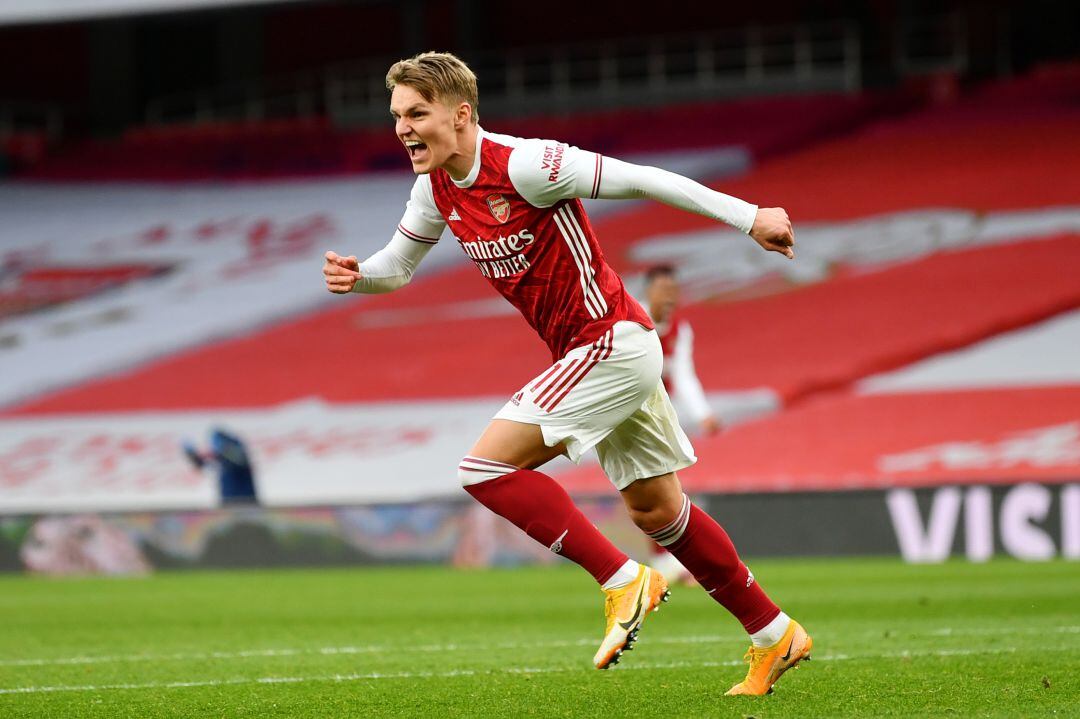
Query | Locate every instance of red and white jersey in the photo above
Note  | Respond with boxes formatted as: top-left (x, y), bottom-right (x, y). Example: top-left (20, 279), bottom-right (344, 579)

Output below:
top-left (397, 128), bottom-right (652, 360)
top-left (653, 309), bottom-right (713, 425)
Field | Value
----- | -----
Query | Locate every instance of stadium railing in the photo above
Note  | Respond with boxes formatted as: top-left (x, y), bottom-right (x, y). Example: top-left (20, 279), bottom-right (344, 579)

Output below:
top-left (143, 21), bottom-right (862, 128)
top-left (21, 90), bottom-right (904, 182)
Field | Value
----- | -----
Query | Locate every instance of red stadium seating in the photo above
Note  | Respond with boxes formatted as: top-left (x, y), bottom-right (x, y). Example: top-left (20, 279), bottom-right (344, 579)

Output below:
top-left (20, 92), bottom-right (898, 181)
top-left (5, 68), bottom-right (1078, 496)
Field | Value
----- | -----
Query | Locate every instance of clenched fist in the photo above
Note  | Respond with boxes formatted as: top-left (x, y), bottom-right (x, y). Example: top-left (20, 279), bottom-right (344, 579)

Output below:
top-left (749, 207), bottom-right (795, 259)
top-left (323, 251), bottom-right (361, 294)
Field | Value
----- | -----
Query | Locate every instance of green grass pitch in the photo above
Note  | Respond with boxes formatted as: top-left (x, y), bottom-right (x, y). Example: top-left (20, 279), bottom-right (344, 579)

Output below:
top-left (0, 558), bottom-right (1077, 718)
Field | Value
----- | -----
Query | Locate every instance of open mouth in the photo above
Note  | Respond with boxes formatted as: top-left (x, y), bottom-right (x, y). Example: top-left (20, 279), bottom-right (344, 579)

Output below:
top-left (405, 140), bottom-right (428, 160)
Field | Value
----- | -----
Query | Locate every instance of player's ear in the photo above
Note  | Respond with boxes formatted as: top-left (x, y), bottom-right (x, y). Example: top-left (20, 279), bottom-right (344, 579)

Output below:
top-left (455, 102), bottom-right (472, 129)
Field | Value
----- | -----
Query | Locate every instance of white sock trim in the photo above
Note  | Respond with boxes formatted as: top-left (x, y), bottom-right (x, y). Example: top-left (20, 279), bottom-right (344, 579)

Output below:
top-left (458, 456), bottom-right (518, 487)
top-left (750, 611), bottom-right (791, 648)
top-left (601, 559), bottom-right (640, 590)
top-left (646, 493), bottom-right (691, 547)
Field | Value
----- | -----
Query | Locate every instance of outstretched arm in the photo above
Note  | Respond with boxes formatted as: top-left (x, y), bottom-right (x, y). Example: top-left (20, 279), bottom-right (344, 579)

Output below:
top-left (508, 141), bottom-right (794, 258)
top-left (593, 156), bottom-right (795, 259)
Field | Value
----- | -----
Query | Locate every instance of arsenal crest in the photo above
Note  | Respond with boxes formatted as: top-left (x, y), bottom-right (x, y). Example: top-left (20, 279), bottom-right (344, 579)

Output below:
top-left (486, 193), bottom-right (511, 224)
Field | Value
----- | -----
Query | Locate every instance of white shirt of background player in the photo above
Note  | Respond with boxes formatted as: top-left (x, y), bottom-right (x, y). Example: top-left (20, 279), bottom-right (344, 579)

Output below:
top-left (643, 269), bottom-right (720, 435)
top-left (344, 128), bottom-right (770, 293)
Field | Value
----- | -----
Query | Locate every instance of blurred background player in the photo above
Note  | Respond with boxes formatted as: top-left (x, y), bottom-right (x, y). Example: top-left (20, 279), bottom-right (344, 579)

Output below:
top-left (324, 51), bottom-right (809, 695)
top-left (644, 264), bottom-right (721, 436)
top-left (182, 427), bottom-right (258, 505)
top-left (642, 264), bottom-right (720, 585)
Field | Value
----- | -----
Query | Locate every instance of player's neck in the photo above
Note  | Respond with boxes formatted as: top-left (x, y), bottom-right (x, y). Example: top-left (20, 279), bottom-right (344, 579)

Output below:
top-left (441, 124), bottom-right (480, 181)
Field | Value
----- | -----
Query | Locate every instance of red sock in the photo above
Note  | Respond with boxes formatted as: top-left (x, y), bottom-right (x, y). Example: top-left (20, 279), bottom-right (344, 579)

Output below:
top-left (464, 468), bottom-right (628, 585)
top-left (648, 495), bottom-right (779, 633)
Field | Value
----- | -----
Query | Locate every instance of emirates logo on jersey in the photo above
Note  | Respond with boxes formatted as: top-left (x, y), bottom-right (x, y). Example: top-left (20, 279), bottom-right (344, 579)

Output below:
top-left (486, 194), bottom-right (511, 224)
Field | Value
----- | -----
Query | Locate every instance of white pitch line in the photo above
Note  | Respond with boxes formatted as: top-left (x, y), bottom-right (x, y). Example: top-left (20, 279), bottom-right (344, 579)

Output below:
top-left (0, 635), bottom-right (733, 668)
top-left (928, 625), bottom-right (1080, 637)
top-left (0, 646), bottom-right (1065, 696)
top-left (3, 624), bottom-right (1077, 669)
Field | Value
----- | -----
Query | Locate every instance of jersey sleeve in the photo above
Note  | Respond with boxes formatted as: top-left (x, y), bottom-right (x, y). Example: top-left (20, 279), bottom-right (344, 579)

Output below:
top-left (397, 174), bottom-right (447, 245)
top-left (351, 176), bottom-right (444, 294)
top-left (593, 156), bottom-right (758, 234)
top-left (352, 233), bottom-right (433, 294)
top-left (508, 140), bottom-right (757, 233)
top-left (507, 139), bottom-right (603, 209)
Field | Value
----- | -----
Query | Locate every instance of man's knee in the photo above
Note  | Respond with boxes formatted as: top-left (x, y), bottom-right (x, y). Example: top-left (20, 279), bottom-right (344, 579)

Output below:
top-left (457, 455), bottom-right (519, 487)
top-left (625, 489), bottom-right (684, 532)
top-left (627, 503), bottom-right (681, 533)
top-left (621, 472), bottom-right (684, 532)
top-left (631, 492), bottom-right (692, 548)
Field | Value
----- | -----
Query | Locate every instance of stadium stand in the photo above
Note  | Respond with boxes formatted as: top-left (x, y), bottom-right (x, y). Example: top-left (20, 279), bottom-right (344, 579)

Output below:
top-left (20, 92), bottom-right (897, 181)
top-left (556, 65), bottom-right (1080, 494)
top-left (1, 67), bottom-right (1077, 516)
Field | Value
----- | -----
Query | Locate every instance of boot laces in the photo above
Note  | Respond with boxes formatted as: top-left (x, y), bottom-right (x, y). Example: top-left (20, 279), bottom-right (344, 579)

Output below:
top-left (602, 590), bottom-right (619, 633)
top-left (743, 645), bottom-right (769, 671)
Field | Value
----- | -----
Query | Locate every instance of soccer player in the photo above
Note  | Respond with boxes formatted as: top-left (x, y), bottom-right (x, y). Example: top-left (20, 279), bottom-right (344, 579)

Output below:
top-left (323, 52), bottom-right (811, 695)
top-left (642, 264), bottom-right (719, 586)
top-left (643, 264), bottom-right (721, 437)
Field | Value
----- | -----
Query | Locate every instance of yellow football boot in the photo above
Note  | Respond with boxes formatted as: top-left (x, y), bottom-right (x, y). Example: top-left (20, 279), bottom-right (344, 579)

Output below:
top-left (593, 564), bottom-right (670, 669)
top-left (725, 619), bottom-right (812, 695)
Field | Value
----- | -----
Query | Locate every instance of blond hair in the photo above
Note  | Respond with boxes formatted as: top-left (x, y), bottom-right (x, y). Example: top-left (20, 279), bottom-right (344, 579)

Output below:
top-left (386, 52), bottom-right (479, 124)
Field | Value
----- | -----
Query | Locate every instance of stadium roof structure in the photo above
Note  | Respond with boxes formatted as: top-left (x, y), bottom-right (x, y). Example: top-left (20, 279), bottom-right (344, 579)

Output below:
top-left (0, 0), bottom-right (315, 26)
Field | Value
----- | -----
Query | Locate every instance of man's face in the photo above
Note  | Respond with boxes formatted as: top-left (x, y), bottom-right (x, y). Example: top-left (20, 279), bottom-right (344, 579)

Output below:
top-left (390, 84), bottom-right (461, 174)
top-left (645, 274), bottom-right (679, 322)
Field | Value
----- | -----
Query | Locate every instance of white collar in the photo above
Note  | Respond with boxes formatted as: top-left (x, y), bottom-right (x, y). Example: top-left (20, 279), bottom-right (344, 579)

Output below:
top-left (450, 126), bottom-right (485, 188)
